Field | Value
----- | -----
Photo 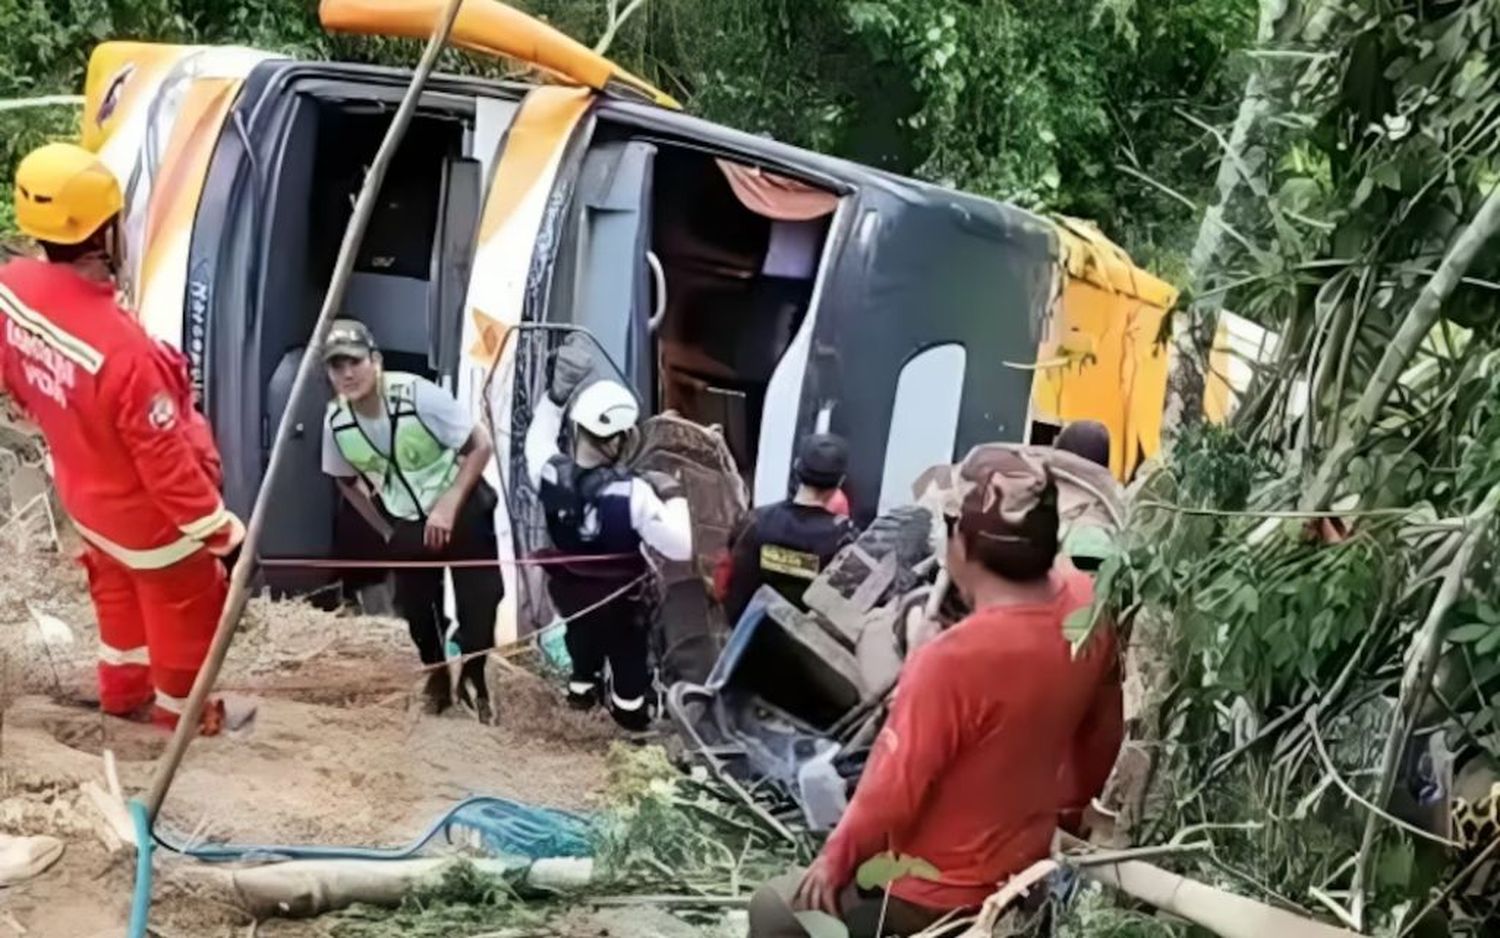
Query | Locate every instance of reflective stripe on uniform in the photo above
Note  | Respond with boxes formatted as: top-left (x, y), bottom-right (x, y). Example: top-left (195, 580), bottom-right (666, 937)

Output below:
top-left (74, 521), bottom-right (202, 570)
top-left (98, 642), bottom-right (149, 666)
top-left (0, 283), bottom-right (105, 374)
top-left (610, 691), bottom-right (645, 712)
top-left (153, 690), bottom-right (187, 714)
top-left (178, 504), bottom-right (228, 540)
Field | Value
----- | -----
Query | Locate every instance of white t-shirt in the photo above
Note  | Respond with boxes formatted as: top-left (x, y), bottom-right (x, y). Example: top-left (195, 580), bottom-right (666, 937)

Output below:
top-left (321, 375), bottom-right (473, 478)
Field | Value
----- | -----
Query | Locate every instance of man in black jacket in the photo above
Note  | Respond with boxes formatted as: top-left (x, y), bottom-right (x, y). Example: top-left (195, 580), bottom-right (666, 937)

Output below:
top-left (723, 433), bottom-right (858, 626)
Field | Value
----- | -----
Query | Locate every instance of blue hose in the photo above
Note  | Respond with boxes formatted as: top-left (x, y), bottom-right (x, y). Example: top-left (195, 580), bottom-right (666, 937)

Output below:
top-left (154, 795), bottom-right (594, 863)
top-left (127, 800), bottom-right (155, 938)
top-left (123, 795), bottom-right (593, 930)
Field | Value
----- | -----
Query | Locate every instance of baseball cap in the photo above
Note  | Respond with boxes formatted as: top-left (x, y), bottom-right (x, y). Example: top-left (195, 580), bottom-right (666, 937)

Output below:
top-left (794, 433), bottom-right (848, 488)
top-left (322, 319), bottom-right (377, 362)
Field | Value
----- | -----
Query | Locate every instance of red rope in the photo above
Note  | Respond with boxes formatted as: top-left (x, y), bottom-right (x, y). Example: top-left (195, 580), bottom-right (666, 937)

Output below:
top-left (257, 554), bottom-right (638, 570)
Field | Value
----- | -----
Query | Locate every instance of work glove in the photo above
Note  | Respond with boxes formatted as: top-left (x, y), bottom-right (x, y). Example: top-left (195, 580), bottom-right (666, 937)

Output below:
top-left (201, 512), bottom-right (246, 558)
top-left (642, 470), bottom-right (685, 502)
top-left (549, 335), bottom-right (595, 406)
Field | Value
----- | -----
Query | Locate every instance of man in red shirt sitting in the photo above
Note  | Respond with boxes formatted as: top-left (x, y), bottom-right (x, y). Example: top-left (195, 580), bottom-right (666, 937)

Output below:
top-left (748, 450), bottom-right (1122, 936)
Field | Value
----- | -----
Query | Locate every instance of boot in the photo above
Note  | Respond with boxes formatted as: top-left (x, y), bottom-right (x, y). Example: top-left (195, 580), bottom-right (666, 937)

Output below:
top-left (457, 661), bottom-right (494, 725)
top-left (608, 702), bottom-right (653, 734)
top-left (149, 697), bottom-right (254, 735)
top-left (566, 678), bottom-right (599, 711)
top-left (422, 668), bottom-right (452, 716)
top-left (607, 688), bottom-right (656, 733)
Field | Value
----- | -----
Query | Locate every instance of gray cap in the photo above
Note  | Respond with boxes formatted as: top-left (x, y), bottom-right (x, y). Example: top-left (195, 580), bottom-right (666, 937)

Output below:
top-left (322, 319), bottom-right (377, 362)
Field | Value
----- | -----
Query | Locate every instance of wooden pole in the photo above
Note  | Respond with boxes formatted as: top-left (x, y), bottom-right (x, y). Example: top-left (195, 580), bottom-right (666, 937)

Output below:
top-left (142, 0), bottom-right (470, 822)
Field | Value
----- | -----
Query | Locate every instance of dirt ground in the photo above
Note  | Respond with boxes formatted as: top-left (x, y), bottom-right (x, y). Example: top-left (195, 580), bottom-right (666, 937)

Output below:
top-left (0, 494), bottom-right (700, 937)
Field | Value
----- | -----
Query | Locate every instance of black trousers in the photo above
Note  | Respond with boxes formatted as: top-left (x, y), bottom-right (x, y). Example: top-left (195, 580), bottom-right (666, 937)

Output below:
top-left (388, 482), bottom-right (504, 700)
top-left (547, 570), bottom-right (651, 709)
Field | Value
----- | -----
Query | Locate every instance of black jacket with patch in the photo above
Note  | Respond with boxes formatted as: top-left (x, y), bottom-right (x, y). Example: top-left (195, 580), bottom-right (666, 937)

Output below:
top-left (723, 502), bottom-right (858, 627)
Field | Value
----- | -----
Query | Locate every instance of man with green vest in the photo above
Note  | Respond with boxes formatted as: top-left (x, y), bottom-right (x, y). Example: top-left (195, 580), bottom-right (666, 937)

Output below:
top-left (319, 319), bottom-right (503, 723)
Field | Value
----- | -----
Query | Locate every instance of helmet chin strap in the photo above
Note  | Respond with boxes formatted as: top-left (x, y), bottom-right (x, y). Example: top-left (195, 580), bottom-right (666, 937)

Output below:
top-left (573, 426), bottom-right (638, 468)
top-left (103, 217), bottom-right (124, 279)
top-left (73, 217), bottom-right (122, 286)
top-left (574, 431), bottom-right (621, 468)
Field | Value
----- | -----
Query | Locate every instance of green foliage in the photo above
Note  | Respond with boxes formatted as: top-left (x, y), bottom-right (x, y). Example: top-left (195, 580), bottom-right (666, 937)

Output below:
top-left (1170, 422), bottom-right (1265, 510)
top-left (853, 851), bottom-right (939, 890)
top-left (1106, 0), bottom-right (1500, 929)
top-left (329, 861), bottom-right (537, 938)
top-left (1054, 884), bottom-right (1186, 937)
top-left (595, 743), bottom-right (809, 894)
top-left (629, 0), bottom-right (1255, 271)
top-left (0, 0), bottom-right (1254, 271)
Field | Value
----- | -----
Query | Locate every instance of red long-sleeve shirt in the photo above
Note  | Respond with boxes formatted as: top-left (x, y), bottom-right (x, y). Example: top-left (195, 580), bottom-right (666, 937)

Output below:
top-left (0, 258), bottom-right (229, 569)
top-left (822, 568), bottom-right (1122, 910)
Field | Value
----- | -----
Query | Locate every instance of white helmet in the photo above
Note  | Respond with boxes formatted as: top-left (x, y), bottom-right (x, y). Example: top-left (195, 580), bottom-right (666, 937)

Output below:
top-left (568, 379), bottom-right (640, 438)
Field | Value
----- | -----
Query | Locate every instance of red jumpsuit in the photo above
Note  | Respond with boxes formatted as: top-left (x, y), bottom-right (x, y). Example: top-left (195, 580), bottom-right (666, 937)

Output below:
top-left (0, 257), bottom-right (233, 730)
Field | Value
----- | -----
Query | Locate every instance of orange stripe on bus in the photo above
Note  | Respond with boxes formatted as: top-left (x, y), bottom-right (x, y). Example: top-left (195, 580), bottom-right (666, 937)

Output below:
top-left (139, 79), bottom-right (239, 292)
top-left (477, 85), bottom-right (592, 245)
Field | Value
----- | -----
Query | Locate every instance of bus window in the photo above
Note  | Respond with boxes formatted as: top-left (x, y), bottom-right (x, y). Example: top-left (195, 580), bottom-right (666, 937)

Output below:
top-left (877, 343), bottom-right (967, 514)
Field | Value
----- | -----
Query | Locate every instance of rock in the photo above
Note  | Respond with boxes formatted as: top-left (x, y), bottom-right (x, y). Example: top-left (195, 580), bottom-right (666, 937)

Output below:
top-left (0, 834), bottom-right (64, 886)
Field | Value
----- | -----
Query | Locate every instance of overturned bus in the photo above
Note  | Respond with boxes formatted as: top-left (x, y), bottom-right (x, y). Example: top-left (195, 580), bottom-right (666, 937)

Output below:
top-left (76, 0), bottom-right (1176, 642)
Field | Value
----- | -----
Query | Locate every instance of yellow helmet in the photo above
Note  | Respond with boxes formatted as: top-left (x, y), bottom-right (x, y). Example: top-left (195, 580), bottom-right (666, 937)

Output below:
top-left (13, 143), bottom-right (123, 245)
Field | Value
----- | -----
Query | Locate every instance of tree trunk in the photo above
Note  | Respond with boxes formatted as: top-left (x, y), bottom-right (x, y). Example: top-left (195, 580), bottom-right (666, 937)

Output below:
top-left (1090, 607), bottom-right (1174, 847)
top-left (1161, 0), bottom-right (1296, 440)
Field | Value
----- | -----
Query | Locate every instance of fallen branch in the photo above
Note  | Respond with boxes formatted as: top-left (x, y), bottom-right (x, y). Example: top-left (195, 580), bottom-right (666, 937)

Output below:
top-left (1347, 484), bottom-right (1500, 927)
top-left (593, 0), bottom-right (649, 55)
top-left (586, 894), bottom-right (749, 907)
top-left (0, 95), bottom-right (83, 112)
top-left (229, 856), bottom-right (592, 920)
top-left (1396, 834), bottom-right (1500, 937)
top-left (1303, 708), bottom-right (1458, 849)
top-left (1063, 839), bottom-right (1213, 867)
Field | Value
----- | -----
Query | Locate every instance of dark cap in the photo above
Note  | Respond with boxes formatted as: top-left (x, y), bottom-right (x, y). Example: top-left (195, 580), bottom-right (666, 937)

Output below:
top-left (794, 433), bottom-right (848, 488)
top-left (322, 319), bottom-right (377, 362)
top-left (1054, 420), bottom-right (1111, 470)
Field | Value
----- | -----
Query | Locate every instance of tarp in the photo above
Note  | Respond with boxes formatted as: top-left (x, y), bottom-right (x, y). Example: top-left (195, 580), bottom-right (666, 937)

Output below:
top-left (715, 159), bottom-right (838, 221)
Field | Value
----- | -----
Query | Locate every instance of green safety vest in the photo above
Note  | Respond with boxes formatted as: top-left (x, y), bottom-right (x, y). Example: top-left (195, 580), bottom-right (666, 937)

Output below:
top-left (327, 372), bottom-right (459, 522)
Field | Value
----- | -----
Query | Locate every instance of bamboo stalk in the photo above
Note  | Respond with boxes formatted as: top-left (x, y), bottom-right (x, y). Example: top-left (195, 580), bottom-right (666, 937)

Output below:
top-left (1346, 484), bottom-right (1500, 927)
top-left (0, 95), bottom-right (83, 112)
top-left (141, 0), bottom-right (470, 823)
top-left (1161, 0), bottom-right (1307, 438)
top-left (1304, 182), bottom-right (1500, 510)
top-left (1077, 850), bottom-right (1360, 938)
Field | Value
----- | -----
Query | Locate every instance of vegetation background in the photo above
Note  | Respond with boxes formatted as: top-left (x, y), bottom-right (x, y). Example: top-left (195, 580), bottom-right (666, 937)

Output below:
top-left (0, 0), bottom-right (1256, 276)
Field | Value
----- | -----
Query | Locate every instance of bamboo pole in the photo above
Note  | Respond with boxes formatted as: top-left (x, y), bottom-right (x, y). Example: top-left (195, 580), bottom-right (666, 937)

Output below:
top-left (0, 95), bottom-right (84, 112)
top-left (1079, 855), bottom-right (1360, 938)
top-left (1346, 484), bottom-right (1500, 927)
top-left (1303, 182), bottom-right (1500, 510)
top-left (142, 0), bottom-right (470, 822)
top-left (1160, 0), bottom-right (1304, 438)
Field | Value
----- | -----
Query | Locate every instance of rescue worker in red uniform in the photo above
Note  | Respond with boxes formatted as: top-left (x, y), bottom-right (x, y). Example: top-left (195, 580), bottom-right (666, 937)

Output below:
top-left (0, 143), bottom-right (244, 733)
